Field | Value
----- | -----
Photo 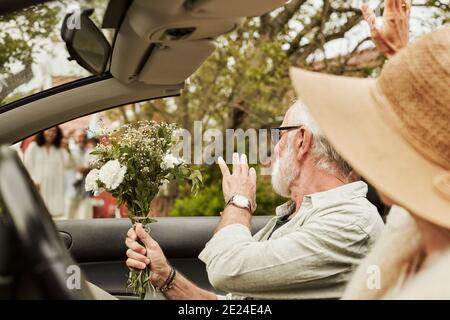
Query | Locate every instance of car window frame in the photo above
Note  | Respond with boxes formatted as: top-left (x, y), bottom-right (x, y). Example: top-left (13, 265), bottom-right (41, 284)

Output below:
top-left (0, 73), bottom-right (114, 115)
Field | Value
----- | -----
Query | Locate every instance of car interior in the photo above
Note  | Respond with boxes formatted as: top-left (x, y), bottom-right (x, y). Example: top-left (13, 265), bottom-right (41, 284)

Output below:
top-left (0, 0), bottom-right (387, 300)
top-left (0, 0), bottom-right (288, 300)
top-left (0, 0), bottom-right (288, 144)
top-left (0, 144), bottom-right (270, 299)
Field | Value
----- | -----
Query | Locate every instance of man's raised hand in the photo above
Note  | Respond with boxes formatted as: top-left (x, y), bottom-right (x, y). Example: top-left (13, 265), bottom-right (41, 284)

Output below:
top-left (217, 153), bottom-right (257, 212)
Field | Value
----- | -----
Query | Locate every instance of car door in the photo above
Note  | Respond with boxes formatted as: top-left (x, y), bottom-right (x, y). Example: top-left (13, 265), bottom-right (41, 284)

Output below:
top-left (56, 216), bottom-right (271, 299)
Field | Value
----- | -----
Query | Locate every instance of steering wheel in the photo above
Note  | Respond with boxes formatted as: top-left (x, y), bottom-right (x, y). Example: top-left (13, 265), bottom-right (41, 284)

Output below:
top-left (0, 146), bottom-right (93, 299)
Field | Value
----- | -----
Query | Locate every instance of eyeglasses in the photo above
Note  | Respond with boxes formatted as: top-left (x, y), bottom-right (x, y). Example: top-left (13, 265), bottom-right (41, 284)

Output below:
top-left (270, 125), bottom-right (302, 146)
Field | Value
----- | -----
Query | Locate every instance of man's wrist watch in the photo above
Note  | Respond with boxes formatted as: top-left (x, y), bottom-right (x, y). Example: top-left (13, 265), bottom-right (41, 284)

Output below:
top-left (226, 195), bottom-right (253, 213)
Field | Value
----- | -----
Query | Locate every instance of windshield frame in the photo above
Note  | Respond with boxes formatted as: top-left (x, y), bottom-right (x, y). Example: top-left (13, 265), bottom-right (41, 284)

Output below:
top-left (0, 73), bottom-right (113, 115)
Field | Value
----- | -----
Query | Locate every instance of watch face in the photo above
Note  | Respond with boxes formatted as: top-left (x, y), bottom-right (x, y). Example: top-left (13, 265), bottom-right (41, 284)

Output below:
top-left (233, 195), bottom-right (250, 208)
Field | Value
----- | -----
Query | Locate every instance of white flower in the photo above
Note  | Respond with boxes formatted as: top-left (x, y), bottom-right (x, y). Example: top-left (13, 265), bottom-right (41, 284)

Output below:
top-left (161, 153), bottom-right (184, 170)
top-left (87, 153), bottom-right (100, 167)
top-left (99, 160), bottom-right (127, 190)
top-left (85, 169), bottom-right (100, 192)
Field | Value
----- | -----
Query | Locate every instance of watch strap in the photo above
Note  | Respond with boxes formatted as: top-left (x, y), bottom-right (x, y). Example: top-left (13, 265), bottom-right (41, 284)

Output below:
top-left (226, 195), bottom-right (252, 213)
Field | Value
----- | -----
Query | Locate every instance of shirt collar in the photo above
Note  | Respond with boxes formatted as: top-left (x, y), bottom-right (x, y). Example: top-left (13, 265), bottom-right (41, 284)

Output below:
top-left (274, 181), bottom-right (368, 218)
top-left (275, 200), bottom-right (296, 218)
top-left (306, 181), bottom-right (368, 209)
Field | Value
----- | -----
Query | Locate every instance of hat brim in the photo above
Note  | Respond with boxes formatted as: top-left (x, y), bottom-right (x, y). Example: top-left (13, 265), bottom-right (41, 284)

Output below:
top-left (290, 67), bottom-right (450, 228)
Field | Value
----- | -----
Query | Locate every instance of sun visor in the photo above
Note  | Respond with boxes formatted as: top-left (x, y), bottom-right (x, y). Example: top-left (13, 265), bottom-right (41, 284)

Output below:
top-left (138, 40), bottom-right (216, 85)
top-left (110, 0), bottom-right (288, 84)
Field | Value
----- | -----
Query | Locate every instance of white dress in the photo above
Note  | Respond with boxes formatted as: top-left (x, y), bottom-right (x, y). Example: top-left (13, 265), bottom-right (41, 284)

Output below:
top-left (23, 142), bottom-right (72, 218)
top-left (65, 143), bottom-right (94, 219)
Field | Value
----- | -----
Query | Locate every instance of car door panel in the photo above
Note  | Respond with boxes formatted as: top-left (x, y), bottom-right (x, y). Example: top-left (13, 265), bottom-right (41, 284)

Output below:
top-left (56, 216), bottom-right (271, 299)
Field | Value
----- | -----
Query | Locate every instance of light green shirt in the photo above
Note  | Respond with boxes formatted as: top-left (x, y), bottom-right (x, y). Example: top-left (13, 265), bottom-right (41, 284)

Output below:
top-left (199, 181), bottom-right (384, 299)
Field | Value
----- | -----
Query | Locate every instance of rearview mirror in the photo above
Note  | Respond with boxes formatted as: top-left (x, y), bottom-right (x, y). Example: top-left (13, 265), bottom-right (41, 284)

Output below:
top-left (61, 8), bottom-right (111, 75)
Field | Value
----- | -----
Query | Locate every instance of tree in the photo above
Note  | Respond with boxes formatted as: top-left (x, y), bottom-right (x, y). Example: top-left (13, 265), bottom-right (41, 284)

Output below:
top-left (0, 4), bottom-right (60, 103)
top-left (0, 0), bottom-right (109, 105)
top-left (121, 0), bottom-right (448, 132)
top-left (160, 0), bottom-right (448, 216)
top-left (3, 1), bottom-right (444, 216)
top-left (103, 1), bottom-right (449, 216)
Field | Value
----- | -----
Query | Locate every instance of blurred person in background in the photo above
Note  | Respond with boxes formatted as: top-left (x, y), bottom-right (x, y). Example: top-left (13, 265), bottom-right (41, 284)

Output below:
top-left (24, 126), bottom-right (72, 218)
top-left (66, 129), bottom-right (94, 219)
top-left (10, 142), bottom-right (23, 161)
top-left (62, 130), bottom-right (78, 219)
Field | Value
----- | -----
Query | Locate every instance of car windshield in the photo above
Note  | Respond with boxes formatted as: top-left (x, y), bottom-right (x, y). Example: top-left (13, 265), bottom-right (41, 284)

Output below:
top-left (0, 0), bottom-right (109, 106)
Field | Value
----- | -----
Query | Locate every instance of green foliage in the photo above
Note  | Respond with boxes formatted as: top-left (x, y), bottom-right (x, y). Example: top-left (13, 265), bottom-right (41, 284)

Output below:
top-left (0, 4), bottom-right (60, 75)
top-left (170, 182), bottom-right (223, 217)
top-left (122, 1), bottom-right (448, 218)
top-left (0, 0), bottom-right (110, 104)
top-left (170, 165), bottom-right (285, 217)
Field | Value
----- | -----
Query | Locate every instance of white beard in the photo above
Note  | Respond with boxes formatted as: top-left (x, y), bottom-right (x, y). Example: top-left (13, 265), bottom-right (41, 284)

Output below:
top-left (271, 149), bottom-right (298, 198)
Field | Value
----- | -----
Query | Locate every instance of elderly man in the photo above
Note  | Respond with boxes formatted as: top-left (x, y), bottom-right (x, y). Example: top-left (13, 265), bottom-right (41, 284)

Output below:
top-left (125, 101), bottom-right (384, 299)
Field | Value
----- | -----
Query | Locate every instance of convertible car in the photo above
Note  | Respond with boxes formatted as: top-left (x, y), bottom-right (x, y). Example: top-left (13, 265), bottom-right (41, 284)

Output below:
top-left (0, 0), bottom-right (386, 300)
top-left (0, 0), bottom-right (288, 300)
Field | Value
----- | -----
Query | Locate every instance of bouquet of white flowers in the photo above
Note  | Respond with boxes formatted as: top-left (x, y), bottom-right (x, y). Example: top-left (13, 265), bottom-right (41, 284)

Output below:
top-left (85, 121), bottom-right (202, 298)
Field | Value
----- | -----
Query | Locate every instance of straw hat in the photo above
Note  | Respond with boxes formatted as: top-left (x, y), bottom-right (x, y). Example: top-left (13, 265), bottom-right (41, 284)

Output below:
top-left (290, 26), bottom-right (450, 228)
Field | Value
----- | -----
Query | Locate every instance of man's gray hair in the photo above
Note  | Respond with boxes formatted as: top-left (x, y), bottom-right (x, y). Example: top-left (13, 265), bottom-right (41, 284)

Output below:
top-left (289, 101), bottom-right (353, 178)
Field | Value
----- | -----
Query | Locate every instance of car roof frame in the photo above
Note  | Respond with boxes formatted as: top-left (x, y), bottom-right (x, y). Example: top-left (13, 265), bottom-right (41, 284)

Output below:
top-left (0, 77), bottom-right (184, 144)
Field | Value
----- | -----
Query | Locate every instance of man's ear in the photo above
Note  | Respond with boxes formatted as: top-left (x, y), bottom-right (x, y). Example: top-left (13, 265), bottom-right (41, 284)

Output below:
top-left (294, 127), bottom-right (313, 161)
